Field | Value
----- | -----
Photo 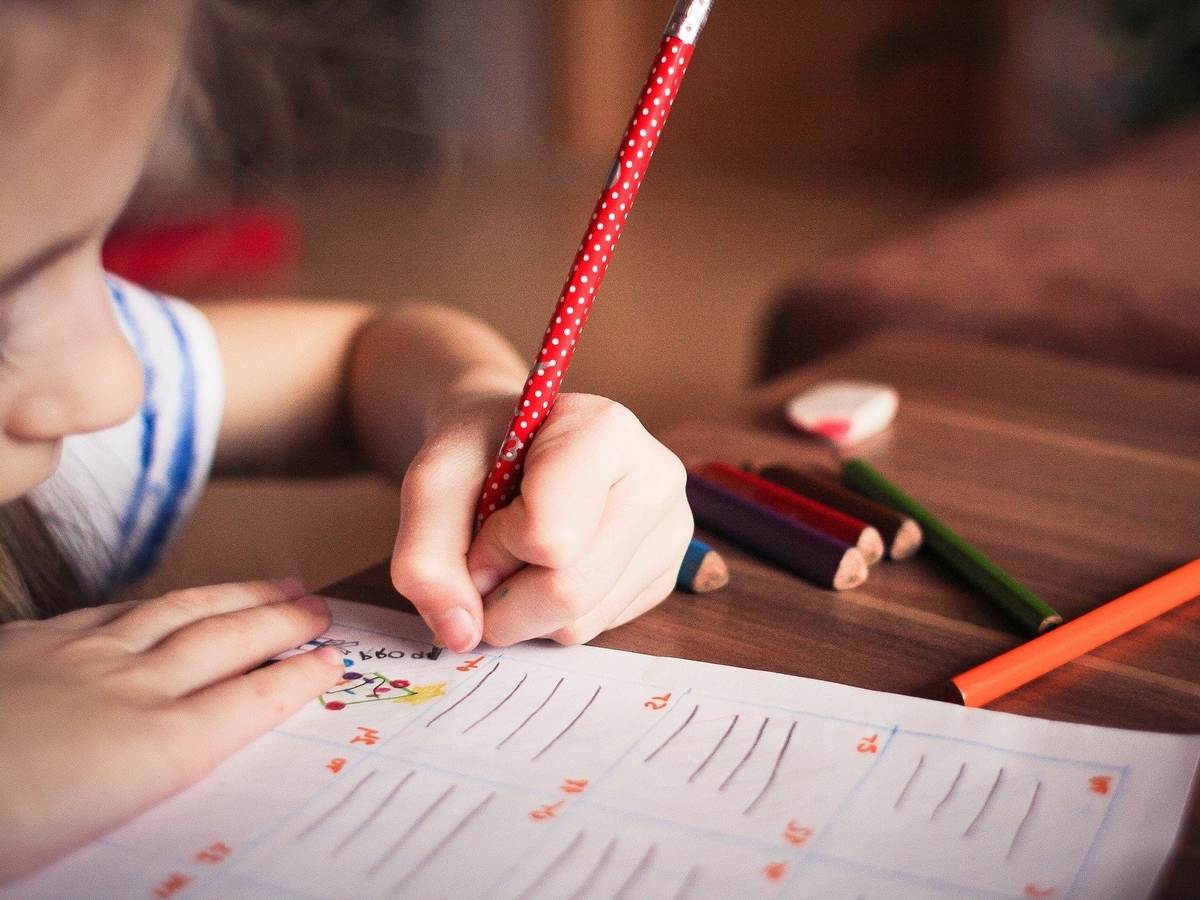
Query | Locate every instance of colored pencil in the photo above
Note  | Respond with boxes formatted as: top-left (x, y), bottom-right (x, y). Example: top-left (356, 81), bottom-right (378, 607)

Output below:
top-left (676, 537), bottom-right (730, 593)
top-left (697, 461), bottom-right (884, 565)
top-left (686, 471), bottom-right (868, 591)
top-left (474, 0), bottom-right (713, 530)
top-left (951, 557), bottom-right (1200, 707)
top-left (841, 458), bottom-right (1062, 635)
top-left (756, 463), bottom-right (923, 560)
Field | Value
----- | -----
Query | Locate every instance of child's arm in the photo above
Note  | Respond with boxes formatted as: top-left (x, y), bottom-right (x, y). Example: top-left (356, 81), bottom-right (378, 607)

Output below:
top-left (0, 580), bottom-right (342, 885)
top-left (201, 300), bottom-right (693, 654)
top-left (202, 300), bottom-right (526, 477)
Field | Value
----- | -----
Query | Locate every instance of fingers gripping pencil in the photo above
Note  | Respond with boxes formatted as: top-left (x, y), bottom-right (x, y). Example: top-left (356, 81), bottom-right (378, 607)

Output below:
top-left (475, 0), bottom-right (713, 529)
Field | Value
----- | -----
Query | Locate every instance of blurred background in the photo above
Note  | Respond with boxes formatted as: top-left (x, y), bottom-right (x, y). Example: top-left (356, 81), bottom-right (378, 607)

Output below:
top-left (116, 0), bottom-right (1200, 598)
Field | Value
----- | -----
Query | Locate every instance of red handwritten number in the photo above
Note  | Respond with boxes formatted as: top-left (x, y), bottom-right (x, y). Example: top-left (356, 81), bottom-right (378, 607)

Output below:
top-left (326, 758), bottom-right (347, 774)
top-left (1089, 776), bottom-right (1112, 795)
top-left (153, 873), bottom-right (195, 898)
top-left (856, 734), bottom-right (878, 754)
top-left (457, 656), bottom-right (485, 672)
top-left (763, 861), bottom-right (788, 882)
top-left (350, 726), bottom-right (381, 746)
top-left (195, 842), bottom-right (232, 865)
top-left (644, 693), bottom-right (672, 710)
top-left (1024, 885), bottom-right (1057, 898)
top-left (782, 821), bottom-right (813, 846)
top-left (561, 779), bottom-right (589, 794)
top-left (531, 801), bottom-right (565, 821)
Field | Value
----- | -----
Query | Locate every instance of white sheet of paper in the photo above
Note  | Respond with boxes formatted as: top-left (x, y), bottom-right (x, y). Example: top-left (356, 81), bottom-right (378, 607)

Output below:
top-left (7, 599), bottom-right (1199, 900)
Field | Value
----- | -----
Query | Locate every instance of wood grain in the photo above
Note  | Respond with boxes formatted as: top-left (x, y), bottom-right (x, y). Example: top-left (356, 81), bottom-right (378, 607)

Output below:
top-left (323, 331), bottom-right (1200, 899)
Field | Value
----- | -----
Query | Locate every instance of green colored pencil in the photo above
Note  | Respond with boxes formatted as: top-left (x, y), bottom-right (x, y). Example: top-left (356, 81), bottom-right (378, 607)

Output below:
top-left (841, 458), bottom-right (1062, 635)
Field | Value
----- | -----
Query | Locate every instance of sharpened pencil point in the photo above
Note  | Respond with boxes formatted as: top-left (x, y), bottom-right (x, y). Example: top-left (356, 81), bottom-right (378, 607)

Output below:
top-left (677, 537), bottom-right (730, 593)
top-left (890, 519), bottom-right (924, 560)
top-left (1036, 614), bottom-right (1063, 634)
top-left (833, 548), bottom-right (869, 591)
top-left (691, 548), bottom-right (729, 593)
top-left (859, 525), bottom-right (885, 566)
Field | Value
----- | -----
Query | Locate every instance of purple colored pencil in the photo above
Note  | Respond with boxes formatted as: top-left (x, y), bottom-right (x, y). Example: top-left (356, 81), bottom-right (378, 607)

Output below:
top-left (686, 471), bottom-right (868, 590)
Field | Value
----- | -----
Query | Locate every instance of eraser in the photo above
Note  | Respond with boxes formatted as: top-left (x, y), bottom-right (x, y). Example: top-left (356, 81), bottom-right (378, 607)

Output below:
top-left (785, 381), bottom-right (898, 446)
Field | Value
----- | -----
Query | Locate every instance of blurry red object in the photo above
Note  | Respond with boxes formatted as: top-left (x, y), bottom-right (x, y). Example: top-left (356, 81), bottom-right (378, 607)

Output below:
top-left (102, 205), bottom-right (298, 293)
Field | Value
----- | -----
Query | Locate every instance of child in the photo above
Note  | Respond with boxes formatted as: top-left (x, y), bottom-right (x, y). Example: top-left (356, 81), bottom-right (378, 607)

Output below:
top-left (0, 0), bottom-right (692, 884)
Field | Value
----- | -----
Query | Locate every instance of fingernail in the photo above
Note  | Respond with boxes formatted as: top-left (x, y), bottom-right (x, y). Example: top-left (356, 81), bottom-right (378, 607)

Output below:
top-left (433, 607), bottom-right (479, 652)
top-left (274, 577), bottom-right (308, 599)
top-left (314, 646), bottom-right (343, 666)
top-left (470, 567), bottom-right (503, 598)
top-left (294, 595), bottom-right (329, 616)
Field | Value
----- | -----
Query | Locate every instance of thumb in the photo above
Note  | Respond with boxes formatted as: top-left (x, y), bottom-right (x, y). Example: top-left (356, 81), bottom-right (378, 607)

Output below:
top-left (465, 496), bottom-right (538, 597)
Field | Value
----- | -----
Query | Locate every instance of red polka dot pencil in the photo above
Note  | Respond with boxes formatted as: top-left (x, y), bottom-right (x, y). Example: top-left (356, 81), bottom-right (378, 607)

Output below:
top-left (475, 0), bottom-right (714, 528)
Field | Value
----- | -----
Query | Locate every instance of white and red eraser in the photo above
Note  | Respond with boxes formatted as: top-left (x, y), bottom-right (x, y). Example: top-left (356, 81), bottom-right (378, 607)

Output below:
top-left (785, 381), bottom-right (899, 446)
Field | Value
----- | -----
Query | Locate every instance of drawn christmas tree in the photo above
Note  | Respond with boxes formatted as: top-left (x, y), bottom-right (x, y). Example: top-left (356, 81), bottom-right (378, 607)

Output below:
top-left (319, 671), bottom-right (447, 711)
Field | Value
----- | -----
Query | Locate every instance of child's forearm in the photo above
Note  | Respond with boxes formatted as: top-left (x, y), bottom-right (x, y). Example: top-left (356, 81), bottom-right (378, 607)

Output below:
top-left (203, 299), bottom-right (526, 479)
top-left (346, 304), bottom-right (527, 481)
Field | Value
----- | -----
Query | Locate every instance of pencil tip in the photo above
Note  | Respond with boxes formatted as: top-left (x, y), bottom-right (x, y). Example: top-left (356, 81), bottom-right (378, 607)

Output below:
top-left (691, 550), bottom-right (730, 593)
top-left (1037, 615), bottom-right (1064, 634)
top-left (860, 526), bottom-right (885, 566)
top-left (889, 519), bottom-right (924, 560)
top-left (834, 548), bottom-right (869, 591)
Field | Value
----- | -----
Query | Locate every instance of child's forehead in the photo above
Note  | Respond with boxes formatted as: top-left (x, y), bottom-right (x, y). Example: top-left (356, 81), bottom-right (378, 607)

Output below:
top-left (0, 2), bottom-right (190, 107)
top-left (0, 1), bottom-right (192, 264)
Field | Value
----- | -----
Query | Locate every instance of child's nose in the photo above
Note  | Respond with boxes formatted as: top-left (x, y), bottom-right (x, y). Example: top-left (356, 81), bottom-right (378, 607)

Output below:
top-left (5, 292), bottom-right (145, 443)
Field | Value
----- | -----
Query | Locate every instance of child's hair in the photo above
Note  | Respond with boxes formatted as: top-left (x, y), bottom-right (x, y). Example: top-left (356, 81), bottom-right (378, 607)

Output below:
top-left (0, 501), bottom-right (90, 624)
top-left (139, 0), bottom-right (424, 205)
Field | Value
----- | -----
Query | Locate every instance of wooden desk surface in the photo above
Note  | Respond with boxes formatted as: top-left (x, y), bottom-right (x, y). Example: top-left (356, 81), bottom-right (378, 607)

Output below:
top-left (324, 331), bottom-right (1200, 898)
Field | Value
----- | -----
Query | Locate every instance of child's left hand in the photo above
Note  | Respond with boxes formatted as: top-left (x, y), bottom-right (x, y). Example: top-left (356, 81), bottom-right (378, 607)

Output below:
top-left (0, 580), bottom-right (342, 884)
top-left (391, 391), bottom-right (693, 653)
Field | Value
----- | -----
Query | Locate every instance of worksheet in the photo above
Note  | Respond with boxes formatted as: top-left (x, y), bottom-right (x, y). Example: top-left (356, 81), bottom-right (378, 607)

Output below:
top-left (7, 600), bottom-right (1199, 900)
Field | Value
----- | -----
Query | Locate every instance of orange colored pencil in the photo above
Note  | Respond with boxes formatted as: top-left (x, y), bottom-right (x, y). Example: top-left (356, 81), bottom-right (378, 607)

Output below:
top-left (951, 556), bottom-right (1200, 707)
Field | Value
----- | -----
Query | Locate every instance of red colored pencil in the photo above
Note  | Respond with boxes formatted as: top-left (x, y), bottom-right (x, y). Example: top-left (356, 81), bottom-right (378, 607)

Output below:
top-left (695, 461), bottom-right (885, 565)
top-left (756, 463), bottom-right (923, 560)
top-left (475, 1), bottom-right (714, 529)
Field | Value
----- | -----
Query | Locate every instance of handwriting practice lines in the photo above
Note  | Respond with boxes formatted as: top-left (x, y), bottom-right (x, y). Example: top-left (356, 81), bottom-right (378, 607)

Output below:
top-left (804, 737), bottom-right (1122, 899)
top-left (3, 600), bottom-right (1197, 900)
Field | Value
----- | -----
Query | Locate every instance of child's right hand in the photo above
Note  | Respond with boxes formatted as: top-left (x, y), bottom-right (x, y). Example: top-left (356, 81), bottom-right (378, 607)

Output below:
top-left (0, 579), bottom-right (342, 886)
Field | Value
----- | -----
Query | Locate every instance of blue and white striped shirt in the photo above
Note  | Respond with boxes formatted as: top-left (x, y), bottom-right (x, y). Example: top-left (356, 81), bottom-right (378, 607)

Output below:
top-left (29, 276), bottom-right (224, 596)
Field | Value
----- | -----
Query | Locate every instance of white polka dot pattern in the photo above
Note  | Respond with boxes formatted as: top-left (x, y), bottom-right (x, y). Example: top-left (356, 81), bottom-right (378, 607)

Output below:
top-left (475, 34), bottom-right (698, 528)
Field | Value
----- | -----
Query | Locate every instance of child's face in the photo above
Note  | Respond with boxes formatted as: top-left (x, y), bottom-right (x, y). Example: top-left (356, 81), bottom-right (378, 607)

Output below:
top-left (0, 1), bottom-right (191, 503)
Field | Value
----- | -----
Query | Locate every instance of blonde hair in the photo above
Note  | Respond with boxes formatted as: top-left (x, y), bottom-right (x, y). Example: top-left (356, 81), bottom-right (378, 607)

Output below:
top-left (0, 500), bottom-right (90, 624)
top-left (136, 0), bottom-right (422, 202)
top-left (0, 530), bottom-right (36, 622)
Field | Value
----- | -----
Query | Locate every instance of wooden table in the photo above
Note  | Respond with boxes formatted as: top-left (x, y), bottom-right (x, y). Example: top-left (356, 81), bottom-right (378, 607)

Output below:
top-left (324, 330), bottom-right (1200, 898)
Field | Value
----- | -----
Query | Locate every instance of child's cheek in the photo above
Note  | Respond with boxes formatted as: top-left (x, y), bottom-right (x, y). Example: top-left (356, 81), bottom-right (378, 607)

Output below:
top-left (0, 430), bottom-right (63, 503)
